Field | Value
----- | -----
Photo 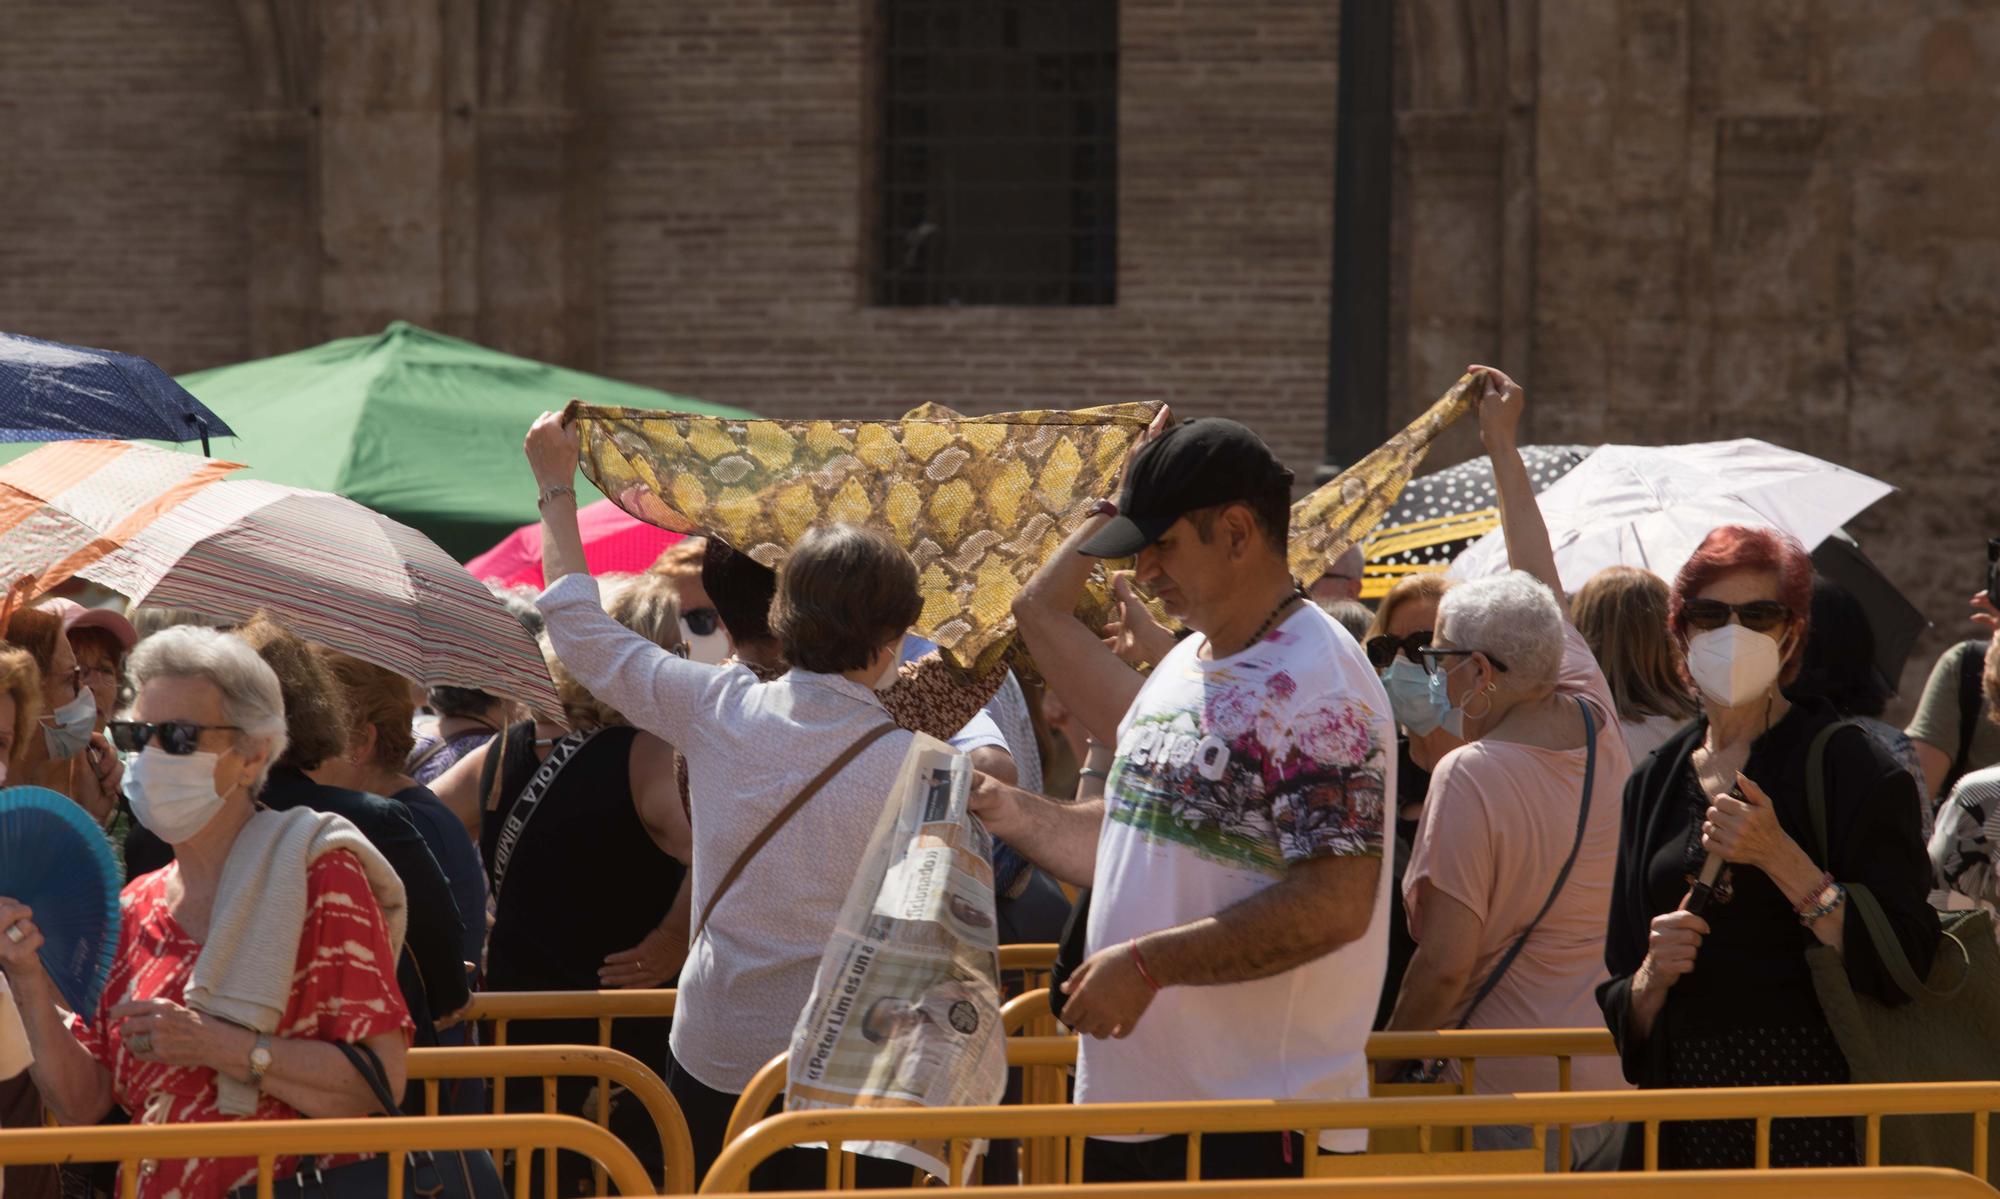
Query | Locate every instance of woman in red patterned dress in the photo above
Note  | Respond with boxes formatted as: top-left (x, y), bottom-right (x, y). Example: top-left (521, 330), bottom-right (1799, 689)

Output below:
top-left (0, 627), bottom-right (410, 1199)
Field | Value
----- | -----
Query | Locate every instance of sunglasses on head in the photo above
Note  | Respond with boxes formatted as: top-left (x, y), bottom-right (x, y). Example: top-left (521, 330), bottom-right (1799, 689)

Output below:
top-left (1366, 630), bottom-right (1431, 671)
top-left (1416, 646), bottom-right (1510, 676)
top-left (1682, 598), bottom-right (1790, 633)
top-left (109, 720), bottom-right (242, 756)
top-left (683, 607), bottom-right (721, 638)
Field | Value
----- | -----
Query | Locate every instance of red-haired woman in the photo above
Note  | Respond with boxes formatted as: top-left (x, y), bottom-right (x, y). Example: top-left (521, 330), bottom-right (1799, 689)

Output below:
top-left (1597, 525), bottom-right (1939, 1169)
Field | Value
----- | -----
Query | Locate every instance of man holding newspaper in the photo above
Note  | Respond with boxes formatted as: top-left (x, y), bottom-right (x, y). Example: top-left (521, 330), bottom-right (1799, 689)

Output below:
top-left (973, 414), bottom-right (1396, 1182)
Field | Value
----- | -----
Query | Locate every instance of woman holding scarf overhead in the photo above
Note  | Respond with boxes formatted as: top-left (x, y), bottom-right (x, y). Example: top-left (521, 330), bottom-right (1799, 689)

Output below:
top-left (1598, 525), bottom-right (1940, 1169)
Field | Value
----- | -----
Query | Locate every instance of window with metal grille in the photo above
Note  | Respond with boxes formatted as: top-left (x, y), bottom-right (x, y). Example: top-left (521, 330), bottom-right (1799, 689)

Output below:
top-left (873, 0), bottom-right (1118, 307)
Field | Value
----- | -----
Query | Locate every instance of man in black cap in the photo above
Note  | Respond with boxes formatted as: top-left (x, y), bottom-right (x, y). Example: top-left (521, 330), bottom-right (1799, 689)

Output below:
top-left (971, 416), bottom-right (1396, 1180)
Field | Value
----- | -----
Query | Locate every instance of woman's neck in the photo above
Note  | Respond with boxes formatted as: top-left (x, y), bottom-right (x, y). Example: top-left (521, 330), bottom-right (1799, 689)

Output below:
top-left (357, 764), bottom-right (416, 797)
top-left (1473, 688), bottom-right (1571, 748)
top-left (172, 799), bottom-right (255, 897)
top-left (1705, 690), bottom-right (1788, 750)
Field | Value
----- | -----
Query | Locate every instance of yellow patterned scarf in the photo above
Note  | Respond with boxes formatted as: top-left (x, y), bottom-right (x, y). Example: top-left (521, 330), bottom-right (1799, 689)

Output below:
top-left (569, 375), bottom-right (1473, 671)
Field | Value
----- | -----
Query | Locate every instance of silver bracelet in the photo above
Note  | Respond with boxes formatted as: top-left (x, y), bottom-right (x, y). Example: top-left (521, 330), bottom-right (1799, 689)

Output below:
top-left (537, 484), bottom-right (577, 509)
top-left (1077, 767), bottom-right (1108, 781)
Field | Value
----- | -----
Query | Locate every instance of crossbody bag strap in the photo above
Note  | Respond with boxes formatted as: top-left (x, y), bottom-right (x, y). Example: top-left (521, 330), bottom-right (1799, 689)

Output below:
top-left (691, 722), bottom-right (897, 947)
top-left (490, 729), bottom-right (601, 899)
top-left (1455, 695), bottom-right (1598, 1029)
top-left (1804, 718), bottom-right (1971, 1001)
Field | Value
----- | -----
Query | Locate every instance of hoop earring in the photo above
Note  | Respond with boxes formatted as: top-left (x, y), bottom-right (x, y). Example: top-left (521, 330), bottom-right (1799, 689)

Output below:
top-left (1463, 684), bottom-right (1495, 723)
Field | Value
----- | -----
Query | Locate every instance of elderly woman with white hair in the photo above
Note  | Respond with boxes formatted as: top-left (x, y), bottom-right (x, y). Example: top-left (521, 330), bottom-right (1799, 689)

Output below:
top-left (0, 627), bottom-right (411, 1199)
top-left (1377, 370), bottom-right (1632, 1163)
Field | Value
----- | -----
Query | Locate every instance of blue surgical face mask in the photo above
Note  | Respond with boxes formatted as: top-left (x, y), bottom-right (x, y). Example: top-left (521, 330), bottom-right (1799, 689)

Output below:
top-left (1381, 658), bottom-right (1445, 736)
top-left (41, 689), bottom-right (96, 760)
top-left (1426, 658), bottom-right (1468, 740)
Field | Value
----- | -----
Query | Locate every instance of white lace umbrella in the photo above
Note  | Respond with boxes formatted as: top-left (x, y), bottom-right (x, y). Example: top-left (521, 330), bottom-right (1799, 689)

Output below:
top-left (1447, 439), bottom-right (1895, 592)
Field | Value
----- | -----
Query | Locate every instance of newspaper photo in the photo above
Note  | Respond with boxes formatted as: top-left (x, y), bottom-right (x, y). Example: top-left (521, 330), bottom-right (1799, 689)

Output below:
top-left (786, 734), bottom-right (1008, 1181)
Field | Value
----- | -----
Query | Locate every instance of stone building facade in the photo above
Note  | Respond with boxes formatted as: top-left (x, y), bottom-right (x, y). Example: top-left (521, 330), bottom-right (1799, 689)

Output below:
top-left (1, 1), bottom-right (1994, 697)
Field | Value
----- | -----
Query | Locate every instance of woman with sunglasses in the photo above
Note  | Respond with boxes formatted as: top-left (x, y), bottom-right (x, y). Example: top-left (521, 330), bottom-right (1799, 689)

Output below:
top-left (1376, 369), bottom-right (1632, 1166)
top-left (0, 627), bottom-right (412, 1199)
top-left (1597, 525), bottom-right (1940, 1169)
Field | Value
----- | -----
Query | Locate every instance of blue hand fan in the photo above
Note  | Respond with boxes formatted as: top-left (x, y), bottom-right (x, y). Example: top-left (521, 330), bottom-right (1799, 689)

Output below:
top-left (0, 786), bottom-right (121, 1015)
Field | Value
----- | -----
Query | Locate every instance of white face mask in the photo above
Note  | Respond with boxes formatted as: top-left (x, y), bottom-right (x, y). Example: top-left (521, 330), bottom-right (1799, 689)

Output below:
top-left (682, 622), bottom-right (730, 665)
top-left (872, 645), bottom-right (903, 692)
top-left (125, 749), bottom-right (229, 844)
top-left (1685, 623), bottom-right (1783, 709)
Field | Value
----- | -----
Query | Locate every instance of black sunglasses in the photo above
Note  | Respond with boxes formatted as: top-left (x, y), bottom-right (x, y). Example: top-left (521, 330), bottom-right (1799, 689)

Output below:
top-left (683, 607), bottom-right (721, 638)
top-left (109, 720), bottom-right (242, 756)
top-left (1366, 630), bottom-right (1431, 671)
top-left (1682, 598), bottom-right (1790, 634)
top-left (1417, 646), bottom-right (1510, 676)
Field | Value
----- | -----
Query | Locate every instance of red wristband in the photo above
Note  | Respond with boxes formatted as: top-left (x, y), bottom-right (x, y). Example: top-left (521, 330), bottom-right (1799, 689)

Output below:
top-left (1128, 940), bottom-right (1162, 992)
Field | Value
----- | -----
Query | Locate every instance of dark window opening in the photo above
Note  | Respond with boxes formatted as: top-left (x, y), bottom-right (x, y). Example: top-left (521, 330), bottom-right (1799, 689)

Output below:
top-left (874, 0), bottom-right (1119, 307)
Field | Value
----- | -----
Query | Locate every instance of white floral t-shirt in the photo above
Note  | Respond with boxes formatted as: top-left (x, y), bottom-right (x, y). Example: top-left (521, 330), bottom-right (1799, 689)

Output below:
top-left (1080, 603), bottom-right (1394, 1150)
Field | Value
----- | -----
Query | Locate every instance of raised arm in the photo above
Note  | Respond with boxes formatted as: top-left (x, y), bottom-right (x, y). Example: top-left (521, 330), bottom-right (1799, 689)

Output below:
top-left (526, 412), bottom-right (724, 745)
top-left (1011, 511), bottom-right (1146, 746)
top-left (1471, 365), bottom-right (1564, 605)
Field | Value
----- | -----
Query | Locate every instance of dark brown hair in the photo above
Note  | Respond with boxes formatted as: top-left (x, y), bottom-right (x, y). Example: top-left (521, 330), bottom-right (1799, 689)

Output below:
top-left (317, 648), bottom-right (416, 770)
top-left (2, 608), bottom-right (63, 676)
top-left (771, 524), bottom-right (921, 675)
top-left (233, 612), bottom-right (351, 771)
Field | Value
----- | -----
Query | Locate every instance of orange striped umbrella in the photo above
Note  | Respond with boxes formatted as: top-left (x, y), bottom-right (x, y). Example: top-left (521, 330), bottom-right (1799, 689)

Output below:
top-left (0, 440), bottom-right (242, 624)
top-left (75, 479), bottom-right (560, 713)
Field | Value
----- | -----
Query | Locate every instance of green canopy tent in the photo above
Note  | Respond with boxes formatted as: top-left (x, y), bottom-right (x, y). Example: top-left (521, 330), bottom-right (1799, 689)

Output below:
top-left (22, 322), bottom-right (754, 560)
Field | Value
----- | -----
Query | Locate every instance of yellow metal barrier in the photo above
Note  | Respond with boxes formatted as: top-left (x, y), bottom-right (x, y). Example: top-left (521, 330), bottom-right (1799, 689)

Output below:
top-left (720, 1031), bottom-right (1624, 1191)
top-left (998, 943), bottom-right (1058, 992)
top-left (0, 1114), bottom-right (651, 1199)
top-left (701, 1166), bottom-right (1999, 1197)
top-left (464, 989), bottom-right (678, 1049)
top-left (699, 1083), bottom-right (2000, 1192)
top-left (409, 1045), bottom-right (693, 1195)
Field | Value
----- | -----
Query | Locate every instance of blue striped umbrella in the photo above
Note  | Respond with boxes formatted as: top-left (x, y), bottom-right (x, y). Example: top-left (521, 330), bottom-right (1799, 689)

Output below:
top-left (75, 479), bottom-right (559, 713)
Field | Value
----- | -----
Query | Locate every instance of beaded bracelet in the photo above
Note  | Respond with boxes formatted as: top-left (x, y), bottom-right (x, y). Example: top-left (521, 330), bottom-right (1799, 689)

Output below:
top-left (1796, 875), bottom-right (1845, 925)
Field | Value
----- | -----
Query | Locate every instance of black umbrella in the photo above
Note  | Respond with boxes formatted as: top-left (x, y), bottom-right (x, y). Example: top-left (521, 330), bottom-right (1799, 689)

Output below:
top-left (1364, 445), bottom-right (1592, 589)
top-left (1811, 531), bottom-right (1930, 694)
top-left (0, 331), bottom-right (234, 453)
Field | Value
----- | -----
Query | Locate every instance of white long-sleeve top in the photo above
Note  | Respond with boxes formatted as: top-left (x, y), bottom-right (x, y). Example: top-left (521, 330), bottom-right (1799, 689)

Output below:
top-left (537, 572), bottom-right (916, 1092)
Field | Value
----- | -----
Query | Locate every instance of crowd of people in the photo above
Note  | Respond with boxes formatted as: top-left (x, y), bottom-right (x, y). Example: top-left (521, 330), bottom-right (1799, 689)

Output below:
top-left (0, 363), bottom-right (1991, 1194)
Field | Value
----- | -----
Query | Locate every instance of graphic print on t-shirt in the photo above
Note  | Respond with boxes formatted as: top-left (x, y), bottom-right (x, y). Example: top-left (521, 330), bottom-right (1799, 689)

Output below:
top-left (1111, 657), bottom-right (1388, 877)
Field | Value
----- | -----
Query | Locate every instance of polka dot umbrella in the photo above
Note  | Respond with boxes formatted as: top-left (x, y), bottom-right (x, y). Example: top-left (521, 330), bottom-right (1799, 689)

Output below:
top-left (1362, 444), bottom-right (1591, 599)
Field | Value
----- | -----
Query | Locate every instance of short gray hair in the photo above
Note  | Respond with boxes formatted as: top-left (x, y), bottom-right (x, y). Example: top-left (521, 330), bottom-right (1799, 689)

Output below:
top-left (1320, 599), bottom-right (1374, 644)
top-left (127, 626), bottom-right (290, 792)
top-left (1436, 571), bottom-right (1565, 693)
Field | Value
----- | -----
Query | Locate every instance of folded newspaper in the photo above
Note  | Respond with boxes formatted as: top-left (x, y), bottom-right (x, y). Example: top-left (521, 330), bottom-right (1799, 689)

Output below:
top-left (786, 734), bottom-right (1008, 1181)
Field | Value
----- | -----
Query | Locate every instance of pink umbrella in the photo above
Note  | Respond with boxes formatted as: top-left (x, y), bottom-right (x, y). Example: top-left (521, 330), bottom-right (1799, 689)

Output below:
top-left (465, 498), bottom-right (684, 588)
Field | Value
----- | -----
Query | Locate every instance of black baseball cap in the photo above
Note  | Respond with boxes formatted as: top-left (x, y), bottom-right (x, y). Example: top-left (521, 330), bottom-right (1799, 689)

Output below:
top-left (1079, 418), bottom-right (1294, 558)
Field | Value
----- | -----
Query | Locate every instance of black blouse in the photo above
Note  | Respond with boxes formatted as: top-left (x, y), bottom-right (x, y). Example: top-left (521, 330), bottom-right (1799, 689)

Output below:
top-left (1596, 698), bottom-right (1939, 1087)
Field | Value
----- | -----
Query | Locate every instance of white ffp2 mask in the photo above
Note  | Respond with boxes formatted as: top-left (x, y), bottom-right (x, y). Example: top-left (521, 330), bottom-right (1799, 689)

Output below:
top-left (125, 749), bottom-right (229, 844)
top-left (1685, 623), bottom-right (1782, 709)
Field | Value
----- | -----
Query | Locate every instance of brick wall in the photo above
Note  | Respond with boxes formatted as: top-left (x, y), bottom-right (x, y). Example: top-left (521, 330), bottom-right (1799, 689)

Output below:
top-left (0, 0), bottom-right (250, 374)
top-left (593, 0), bottom-right (1340, 476)
top-left (0, 0), bottom-right (1994, 710)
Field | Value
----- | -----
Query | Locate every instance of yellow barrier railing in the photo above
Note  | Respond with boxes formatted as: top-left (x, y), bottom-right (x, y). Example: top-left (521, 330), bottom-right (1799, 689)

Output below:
top-left (700, 1083), bottom-right (2000, 1192)
top-left (0, 1114), bottom-right (651, 1199)
top-left (464, 950), bottom-right (1051, 1052)
top-left (701, 1166), bottom-right (1999, 1197)
top-left (464, 989), bottom-right (678, 1049)
top-left (998, 943), bottom-right (1058, 991)
top-left (408, 1044), bottom-right (693, 1194)
top-left (717, 1029), bottom-right (1621, 1182)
